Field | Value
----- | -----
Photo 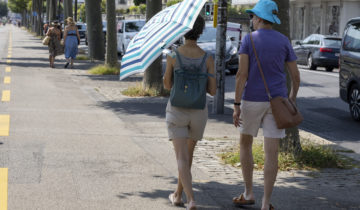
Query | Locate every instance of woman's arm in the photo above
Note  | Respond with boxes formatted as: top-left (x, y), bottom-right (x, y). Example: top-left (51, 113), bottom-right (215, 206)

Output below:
top-left (233, 54), bottom-right (249, 127)
top-left (206, 55), bottom-right (216, 96)
top-left (286, 61), bottom-right (300, 102)
top-left (63, 28), bottom-right (68, 42)
top-left (46, 28), bottom-right (52, 36)
top-left (76, 28), bottom-right (81, 44)
top-left (163, 55), bottom-right (175, 90)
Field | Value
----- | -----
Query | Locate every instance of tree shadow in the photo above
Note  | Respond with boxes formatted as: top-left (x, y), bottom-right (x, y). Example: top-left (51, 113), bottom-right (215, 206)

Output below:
top-left (115, 170), bottom-right (360, 209)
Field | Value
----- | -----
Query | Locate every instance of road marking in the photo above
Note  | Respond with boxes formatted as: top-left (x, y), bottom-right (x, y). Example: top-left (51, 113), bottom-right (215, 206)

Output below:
top-left (7, 54), bottom-right (11, 58)
top-left (0, 168), bottom-right (8, 210)
top-left (4, 77), bottom-right (10, 84)
top-left (0, 115), bottom-right (10, 136)
top-left (299, 69), bottom-right (339, 78)
top-left (6, 60), bottom-right (11, 64)
top-left (5, 67), bottom-right (11, 73)
top-left (1, 91), bottom-right (10, 102)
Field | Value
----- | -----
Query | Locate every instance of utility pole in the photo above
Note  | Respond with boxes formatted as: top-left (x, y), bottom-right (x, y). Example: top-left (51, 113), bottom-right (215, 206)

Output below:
top-left (213, 0), bottom-right (227, 114)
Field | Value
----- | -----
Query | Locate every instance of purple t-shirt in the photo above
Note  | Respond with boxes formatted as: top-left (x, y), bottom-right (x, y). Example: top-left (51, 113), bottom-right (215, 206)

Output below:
top-left (239, 29), bottom-right (297, 102)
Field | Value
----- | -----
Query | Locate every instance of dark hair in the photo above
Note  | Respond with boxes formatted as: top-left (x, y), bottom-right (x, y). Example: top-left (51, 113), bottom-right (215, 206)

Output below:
top-left (184, 15), bottom-right (205, 40)
top-left (262, 19), bottom-right (273, 25)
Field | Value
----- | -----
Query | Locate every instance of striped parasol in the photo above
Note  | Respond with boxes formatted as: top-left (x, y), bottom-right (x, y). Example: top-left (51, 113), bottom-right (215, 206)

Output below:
top-left (119, 0), bottom-right (207, 80)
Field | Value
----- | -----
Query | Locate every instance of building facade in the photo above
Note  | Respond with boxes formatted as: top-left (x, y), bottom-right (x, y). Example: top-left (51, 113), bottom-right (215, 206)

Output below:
top-left (232, 0), bottom-right (360, 40)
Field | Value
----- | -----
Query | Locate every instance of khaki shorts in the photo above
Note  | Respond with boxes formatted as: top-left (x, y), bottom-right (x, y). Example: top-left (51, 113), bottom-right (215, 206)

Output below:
top-left (166, 101), bottom-right (208, 141)
top-left (239, 100), bottom-right (285, 139)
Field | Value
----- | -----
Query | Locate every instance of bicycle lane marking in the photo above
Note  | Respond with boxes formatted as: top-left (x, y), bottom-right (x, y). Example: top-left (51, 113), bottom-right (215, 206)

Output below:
top-left (0, 168), bottom-right (8, 210)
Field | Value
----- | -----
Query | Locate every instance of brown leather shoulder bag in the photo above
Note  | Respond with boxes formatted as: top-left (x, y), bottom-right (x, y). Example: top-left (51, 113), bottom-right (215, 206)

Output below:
top-left (249, 33), bottom-right (303, 129)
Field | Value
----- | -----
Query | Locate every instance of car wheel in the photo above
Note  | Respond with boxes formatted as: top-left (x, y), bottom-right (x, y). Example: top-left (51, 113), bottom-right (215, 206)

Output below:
top-left (326, 67), bottom-right (334, 72)
top-left (307, 54), bottom-right (317, 70)
top-left (349, 84), bottom-right (360, 121)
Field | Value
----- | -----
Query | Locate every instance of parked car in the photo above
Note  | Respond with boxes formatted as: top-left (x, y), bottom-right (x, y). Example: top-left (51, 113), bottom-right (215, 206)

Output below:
top-left (117, 19), bottom-right (146, 55)
top-left (339, 17), bottom-right (360, 121)
top-left (76, 23), bottom-right (86, 39)
top-left (293, 34), bottom-right (342, 72)
top-left (85, 21), bottom-right (107, 45)
top-left (197, 24), bottom-right (239, 74)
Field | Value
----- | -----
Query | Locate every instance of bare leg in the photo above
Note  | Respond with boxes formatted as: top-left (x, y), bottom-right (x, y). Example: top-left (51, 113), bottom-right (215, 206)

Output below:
top-left (239, 134), bottom-right (255, 200)
top-left (49, 55), bottom-right (52, 67)
top-left (172, 139), bottom-right (195, 205)
top-left (261, 138), bottom-right (279, 210)
top-left (174, 139), bottom-right (197, 203)
top-left (70, 58), bottom-right (74, 68)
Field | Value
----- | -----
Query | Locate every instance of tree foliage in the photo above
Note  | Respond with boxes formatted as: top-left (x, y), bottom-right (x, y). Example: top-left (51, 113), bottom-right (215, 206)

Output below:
top-left (8, 0), bottom-right (29, 14)
top-left (166, 0), bottom-right (182, 7)
top-left (0, 2), bottom-right (9, 17)
top-left (134, 0), bottom-right (146, 6)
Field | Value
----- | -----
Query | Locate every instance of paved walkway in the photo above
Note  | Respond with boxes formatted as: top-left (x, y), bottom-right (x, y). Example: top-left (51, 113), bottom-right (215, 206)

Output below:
top-left (0, 25), bottom-right (359, 209)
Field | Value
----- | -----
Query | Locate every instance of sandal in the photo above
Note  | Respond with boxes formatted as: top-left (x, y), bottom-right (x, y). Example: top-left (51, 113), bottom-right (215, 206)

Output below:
top-left (233, 193), bottom-right (255, 206)
top-left (269, 204), bottom-right (274, 210)
top-left (186, 201), bottom-right (196, 210)
top-left (168, 193), bottom-right (184, 206)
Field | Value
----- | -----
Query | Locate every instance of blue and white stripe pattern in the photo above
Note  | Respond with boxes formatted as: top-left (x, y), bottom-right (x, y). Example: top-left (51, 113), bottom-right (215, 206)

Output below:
top-left (119, 0), bottom-right (207, 80)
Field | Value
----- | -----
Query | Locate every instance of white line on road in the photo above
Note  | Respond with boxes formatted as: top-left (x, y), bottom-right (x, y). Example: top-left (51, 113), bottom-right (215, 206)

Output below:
top-left (299, 69), bottom-right (339, 78)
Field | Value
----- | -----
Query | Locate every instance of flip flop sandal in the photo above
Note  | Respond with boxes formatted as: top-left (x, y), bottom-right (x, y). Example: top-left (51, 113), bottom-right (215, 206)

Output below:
top-left (269, 204), bottom-right (275, 210)
top-left (168, 193), bottom-right (184, 207)
top-left (186, 201), bottom-right (196, 210)
top-left (232, 193), bottom-right (255, 205)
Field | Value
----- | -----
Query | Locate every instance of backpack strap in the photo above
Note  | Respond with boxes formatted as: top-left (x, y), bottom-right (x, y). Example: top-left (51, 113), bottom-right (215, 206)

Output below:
top-left (174, 50), bottom-right (184, 68)
top-left (200, 52), bottom-right (208, 68)
top-left (200, 53), bottom-right (215, 78)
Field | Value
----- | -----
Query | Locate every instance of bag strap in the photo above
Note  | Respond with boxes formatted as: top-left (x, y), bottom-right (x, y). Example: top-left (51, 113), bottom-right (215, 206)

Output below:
top-left (174, 50), bottom-right (184, 68)
top-left (249, 33), bottom-right (272, 100)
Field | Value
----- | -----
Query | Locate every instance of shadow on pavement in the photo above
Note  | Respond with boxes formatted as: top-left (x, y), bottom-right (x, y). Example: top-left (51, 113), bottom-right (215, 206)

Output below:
top-left (115, 171), bottom-right (360, 209)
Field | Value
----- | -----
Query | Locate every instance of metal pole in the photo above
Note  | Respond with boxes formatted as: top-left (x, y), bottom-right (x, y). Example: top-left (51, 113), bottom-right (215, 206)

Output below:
top-left (213, 0), bottom-right (227, 114)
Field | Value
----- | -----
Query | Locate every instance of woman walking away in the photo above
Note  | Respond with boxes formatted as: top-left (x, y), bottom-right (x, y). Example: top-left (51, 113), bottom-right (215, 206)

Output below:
top-left (64, 17), bottom-right (80, 68)
top-left (163, 15), bottom-right (216, 210)
top-left (232, 0), bottom-right (300, 210)
top-left (46, 20), bottom-right (62, 68)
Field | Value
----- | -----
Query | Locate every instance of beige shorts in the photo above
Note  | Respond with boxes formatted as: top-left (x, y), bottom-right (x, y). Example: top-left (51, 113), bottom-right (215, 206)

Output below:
top-left (239, 100), bottom-right (285, 139)
top-left (166, 101), bottom-right (208, 141)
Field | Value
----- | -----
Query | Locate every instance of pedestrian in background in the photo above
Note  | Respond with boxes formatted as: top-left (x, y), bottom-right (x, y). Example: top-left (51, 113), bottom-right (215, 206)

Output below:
top-left (163, 15), bottom-right (216, 210)
top-left (232, 0), bottom-right (300, 210)
top-left (43, 22), bottom-right (49, 34)
top-left (46, 20), bottom-right (63, 68)
top-left (63, 17), bottom-right (80, 68)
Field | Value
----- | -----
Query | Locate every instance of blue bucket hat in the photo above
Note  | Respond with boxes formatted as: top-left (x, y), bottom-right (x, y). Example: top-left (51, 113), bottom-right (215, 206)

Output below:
top-left (246, 0), bottom-right (281, 24)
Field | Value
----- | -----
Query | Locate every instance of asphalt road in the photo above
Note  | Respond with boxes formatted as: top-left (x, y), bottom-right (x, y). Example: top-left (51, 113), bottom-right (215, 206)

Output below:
top-left (224, 67), bottom-right (360, 154)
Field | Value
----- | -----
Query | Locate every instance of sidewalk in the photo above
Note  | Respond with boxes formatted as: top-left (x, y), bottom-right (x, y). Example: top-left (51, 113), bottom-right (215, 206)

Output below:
top-left (2, 25), bottom-right (360, 209)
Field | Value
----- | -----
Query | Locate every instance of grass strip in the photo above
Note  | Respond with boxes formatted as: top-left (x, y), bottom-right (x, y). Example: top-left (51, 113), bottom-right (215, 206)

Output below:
top-left (219, 141), bottom-right (355, 171)
top-left (122, 82), bottom-right (170, 97)
top-left (89, 65), bottom-right (119, 75)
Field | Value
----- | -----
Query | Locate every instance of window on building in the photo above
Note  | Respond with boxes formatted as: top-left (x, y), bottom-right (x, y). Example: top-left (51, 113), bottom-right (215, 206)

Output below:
top-left (118, 0), bottom-right (126, 4)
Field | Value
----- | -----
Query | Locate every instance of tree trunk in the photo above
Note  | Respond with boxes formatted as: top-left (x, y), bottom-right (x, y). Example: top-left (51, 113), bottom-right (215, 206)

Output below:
top-left (49, 0), bottom-right (57, 22)
top-left (85, 0), bottom-right (105, 60)
top-left (64, 0), bottom-right (73, 21)
top-left (74, 0), bottom-right (78, 21)
top-left (46, 0), bottom-right (50, 23)
top-left (36, 0), bottom-right (43, 36)
top-left (105, 0), bottom-right (118, 67)
top-left (142, 0), bottom-right (163, 92)
top-left (273, 0), bottom-right (302, 158)
top-left (32, 0), bottom-right (36, 32)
